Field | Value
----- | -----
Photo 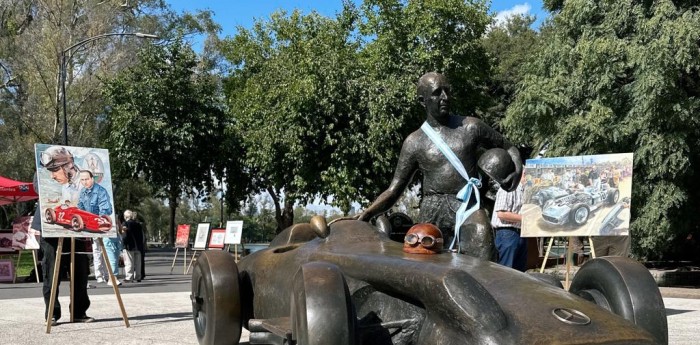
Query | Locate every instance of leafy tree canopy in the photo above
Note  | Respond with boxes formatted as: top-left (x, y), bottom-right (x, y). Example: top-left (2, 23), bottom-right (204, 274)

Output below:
top-left (218, 0), bottom-right (493, 230)
top-left (482, 14), bottom-right (541, 129)
top-left (103, 37), bottom-right (228, 244)
top-left (504, 0), bottom-right (700, 259)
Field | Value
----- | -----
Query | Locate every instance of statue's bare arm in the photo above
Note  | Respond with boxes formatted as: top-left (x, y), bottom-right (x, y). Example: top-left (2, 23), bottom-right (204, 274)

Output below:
top-left (358, 139), bottom-right (419, 221)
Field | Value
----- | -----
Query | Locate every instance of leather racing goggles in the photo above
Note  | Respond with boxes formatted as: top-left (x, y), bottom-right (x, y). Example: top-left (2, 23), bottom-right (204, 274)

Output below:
top-left (404, 233), bottom-right (443, 249)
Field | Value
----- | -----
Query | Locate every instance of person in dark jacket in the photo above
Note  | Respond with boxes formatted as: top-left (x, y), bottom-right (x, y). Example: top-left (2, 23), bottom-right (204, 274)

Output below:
top-left (32, 167), bottom-right (93, 325)
top-left (121, 210), bottom-right (144, 282)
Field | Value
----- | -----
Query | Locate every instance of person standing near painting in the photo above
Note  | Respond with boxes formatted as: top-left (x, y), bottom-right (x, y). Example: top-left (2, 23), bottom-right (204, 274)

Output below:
top-left (490, 172), bottom-right (528, 271)
top-left (91, 238), bottom-right (108, 284)
top-left (36, 148), bottom-right (93, 324)
top-left (122, 210), bottom-right (144, 282)
top-left (134, 211), bottom-right (147, 280)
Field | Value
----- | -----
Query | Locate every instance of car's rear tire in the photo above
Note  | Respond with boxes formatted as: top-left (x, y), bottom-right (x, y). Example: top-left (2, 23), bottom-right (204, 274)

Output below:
top-left (569, 257), bottom-right (668, 345)
top-left (71, 215), bottom-right (84, 231)
top-left (291, 262), bottom-right (355, 345)
top-left (191, 251), bottom-right (242, 345)
top-left (607, 189), bottom-right (620, 205)
top-left (45, 208), bottom-right (56, 223)
top-left (569, 204), bottom-right (589, 226)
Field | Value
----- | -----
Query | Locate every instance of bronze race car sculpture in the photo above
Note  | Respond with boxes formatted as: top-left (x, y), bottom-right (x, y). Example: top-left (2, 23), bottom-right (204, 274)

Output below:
top-left (190, 216), bottom-right (667, 345)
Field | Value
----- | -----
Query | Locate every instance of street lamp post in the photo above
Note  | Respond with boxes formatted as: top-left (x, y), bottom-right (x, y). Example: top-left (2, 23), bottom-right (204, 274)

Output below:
top-left (59, 32), bottom-right (158, 145)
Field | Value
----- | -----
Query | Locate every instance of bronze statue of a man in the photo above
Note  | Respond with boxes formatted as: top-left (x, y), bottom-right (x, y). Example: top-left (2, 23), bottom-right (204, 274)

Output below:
top-left (358, 72), bottom-right (522, 260)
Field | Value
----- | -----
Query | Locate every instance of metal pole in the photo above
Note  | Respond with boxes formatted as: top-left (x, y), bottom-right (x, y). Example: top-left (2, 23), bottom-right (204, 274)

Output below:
top-left (61, 51), bottom-right (68, 145)
top-left (220, 190), bottom-right (224, 228)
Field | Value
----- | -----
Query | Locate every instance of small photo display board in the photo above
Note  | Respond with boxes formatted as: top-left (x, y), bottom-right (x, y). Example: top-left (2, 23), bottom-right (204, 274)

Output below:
top-left (208, 229), bottom-right (226, 249)
top-left (12, 216), bottom-right (38, 250)
top-left (521, 153), bottom-right (633, 238)
top-left (193, 223), bottom-right (210, 250)
top-left (175, 224), bottom-right (191, 248)
top-left (0, 259), bottom-right (14, 282)
top-left (224, 220), bottom-right (244, 245)
top-left (0, 231), bottom-right (15, 253)
top-left (34, 144), bottom-right (117, 238)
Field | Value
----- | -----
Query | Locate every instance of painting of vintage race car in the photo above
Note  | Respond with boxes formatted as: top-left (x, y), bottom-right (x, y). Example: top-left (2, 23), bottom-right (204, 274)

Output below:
top-left (540, 184), bottom-right (620, 226)
top-left (44, 205), bottom-right (112, 233)
top-left (190, 217), bottom-right (666, 345)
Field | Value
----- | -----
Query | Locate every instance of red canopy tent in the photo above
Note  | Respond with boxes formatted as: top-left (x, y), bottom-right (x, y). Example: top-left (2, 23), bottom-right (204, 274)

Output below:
top-left (0, 176), bottom-right (38, 206)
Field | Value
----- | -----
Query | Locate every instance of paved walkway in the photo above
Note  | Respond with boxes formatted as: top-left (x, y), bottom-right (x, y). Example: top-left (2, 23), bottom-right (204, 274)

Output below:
top-left (3, 291), bottom-right (699, 345)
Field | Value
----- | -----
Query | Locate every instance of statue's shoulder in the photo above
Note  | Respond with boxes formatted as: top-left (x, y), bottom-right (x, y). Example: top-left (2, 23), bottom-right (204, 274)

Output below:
top-left (403, 129), bottom-right (426, 151)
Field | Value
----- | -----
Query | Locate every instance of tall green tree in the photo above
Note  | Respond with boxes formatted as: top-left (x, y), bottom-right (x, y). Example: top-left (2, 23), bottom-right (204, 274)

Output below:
top-left (219, 0), bottom-right (493, 231)
top-left (220, 8), bottom-right (364, 232)
top-left (504, 0), bottom-right (700, 259)
top-left (482, 14), bottom-right (541, 129)
top-left (104, 38), bottom-right (227, 246)
top-left (0, 0), bottom-right (221, 206)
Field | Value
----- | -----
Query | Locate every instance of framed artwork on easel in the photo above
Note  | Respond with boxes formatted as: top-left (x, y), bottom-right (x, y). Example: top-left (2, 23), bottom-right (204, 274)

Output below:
top-left (193, 223), bottom-right (210, 250)
top-left (224, 220), bottom-right (243, 245)
top-left (521, 153), bottom-right (634, 238)
top-left (175, 224), bottom-right (191, 248)
top-left (208, 229), bottom-right (226, 249)
top-left (34, 144), bottom-right (117, 239)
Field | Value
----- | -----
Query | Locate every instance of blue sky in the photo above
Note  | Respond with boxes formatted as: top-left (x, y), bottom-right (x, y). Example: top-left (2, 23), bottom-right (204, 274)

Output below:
top-left (166, 1), bottom-right (548, 41)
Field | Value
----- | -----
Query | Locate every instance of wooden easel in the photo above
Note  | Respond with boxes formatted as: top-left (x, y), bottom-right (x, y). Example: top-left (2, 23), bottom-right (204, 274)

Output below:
top-left (31, 249), bottom-right (40, 283)
top-left (169, 247), bottom-right (188, 274)
top-left (45, 237), bottom-right (129, 333)
top-left (225, 244), bottom-right (240, 262)
top-left (539, 236), bottom-right (597, 290)
top-left (186, 249), bottom-right (203, 274)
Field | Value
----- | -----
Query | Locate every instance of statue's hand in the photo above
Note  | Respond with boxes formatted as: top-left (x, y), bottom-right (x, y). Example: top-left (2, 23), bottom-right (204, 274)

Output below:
top-left (355, 212), bottom-right (370, 222)
top-left (501, 171), bottom-right (520, 192)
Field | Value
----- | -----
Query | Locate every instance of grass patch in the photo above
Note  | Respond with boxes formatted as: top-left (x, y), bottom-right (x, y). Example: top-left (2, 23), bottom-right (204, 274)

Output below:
top-left (1, 250), bottom-right (38, 277)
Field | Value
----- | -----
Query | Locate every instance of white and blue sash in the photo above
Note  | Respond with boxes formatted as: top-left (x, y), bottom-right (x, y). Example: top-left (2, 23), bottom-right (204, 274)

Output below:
top-left (420, 122), bottom-right (481, 250)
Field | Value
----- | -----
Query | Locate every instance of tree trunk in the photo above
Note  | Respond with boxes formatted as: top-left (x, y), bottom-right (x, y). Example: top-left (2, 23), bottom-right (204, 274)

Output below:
top-left (168, 189), bottom-right (178, 246)
top-left (266, 186), bottom-right (294, 234)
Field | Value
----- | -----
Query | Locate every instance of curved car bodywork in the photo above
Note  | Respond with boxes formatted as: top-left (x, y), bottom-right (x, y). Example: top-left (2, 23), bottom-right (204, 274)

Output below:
top-left (44, 205), bottom-right (112, 233)
top-left (598, 197), bottom-right (631, 235)
top-left (531, 186), bottom-right (570, 207)
top-left (540, 185), bottom-right (619, 226)
top-left (203, 219), bottom-right (664, 345)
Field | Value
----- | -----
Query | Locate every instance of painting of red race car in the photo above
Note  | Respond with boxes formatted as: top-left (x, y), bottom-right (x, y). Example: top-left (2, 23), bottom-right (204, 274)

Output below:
top-left (44, 205), bottom-right (112, 233)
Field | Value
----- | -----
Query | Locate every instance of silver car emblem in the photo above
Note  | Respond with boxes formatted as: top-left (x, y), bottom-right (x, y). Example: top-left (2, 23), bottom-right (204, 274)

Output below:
top-left (552, 308), bottom-right (591, 325)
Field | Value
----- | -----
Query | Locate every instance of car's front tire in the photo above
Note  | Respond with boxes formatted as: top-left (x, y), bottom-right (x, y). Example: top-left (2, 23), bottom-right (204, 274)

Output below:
top-left (191, 251), bottom-right (242, 345)
top-left (291, 262), bottom-right (355, 345)
top-left (569, 257), bottom-right (668, 345)
top-left (569, 204), bottom-right (589, 226)
top-left (607, 189), bottom-right (620, 205)
top-left (71, 215), bottom-right (84, 231)
top-left (45, 208), bottom-right (56, 223)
